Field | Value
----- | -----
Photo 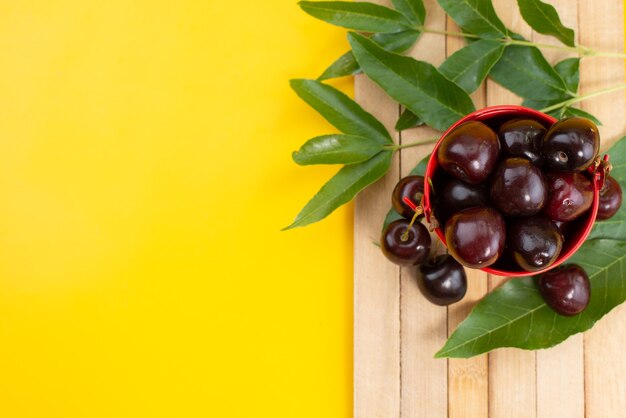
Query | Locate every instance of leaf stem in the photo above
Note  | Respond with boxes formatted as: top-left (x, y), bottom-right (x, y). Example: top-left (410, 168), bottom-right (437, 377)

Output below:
top-left (418, 26), bottom-right (481, 40)
top-left (387, 137), bottom-right (439, 151)
top-left (417, 26), bottom-right (625, 59)
top-left (539, 83), bottom-right (626, 114)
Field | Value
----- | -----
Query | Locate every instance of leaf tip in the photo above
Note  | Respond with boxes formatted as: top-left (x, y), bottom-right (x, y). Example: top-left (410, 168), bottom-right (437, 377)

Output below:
top-left (291, 150), bottom-right (304, 165)
top-left (281, 223), bottom-right (296, 232)
top-left (433, 349), bottom-right (447, 359)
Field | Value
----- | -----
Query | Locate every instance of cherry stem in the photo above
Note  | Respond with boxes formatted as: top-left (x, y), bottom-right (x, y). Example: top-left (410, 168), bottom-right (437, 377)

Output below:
top-left (400, 197), bottom-right (424, 241)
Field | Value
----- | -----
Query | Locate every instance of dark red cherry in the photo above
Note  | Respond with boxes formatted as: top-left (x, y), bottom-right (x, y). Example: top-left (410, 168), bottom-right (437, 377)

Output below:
top-left (437, 121), bottom-right (500, 184)
top-left (418, 255), bottom-right (467, 306)
top-left (381, 219), bottom-right (431, 266)
top-left (537, 264), bottom-right (590, 316)
top-left (508, 216), bottom-right (563, 272)
top-left (392, 175), bottom-right (425, 219)
top-left (499, 118), bottom-right (546, 165)
top-left (436, 178), bottom-right (489, 222)
top-left (543, 172), bottom-right (593, 221)
top-left (445, 206), bottom-right (506, 268)
top-left (490, 157), bottom-right (547, 217)
top-left (541, 117), bottom-right (600, 172)
top-left (597, 175), bottom-right (622, 220)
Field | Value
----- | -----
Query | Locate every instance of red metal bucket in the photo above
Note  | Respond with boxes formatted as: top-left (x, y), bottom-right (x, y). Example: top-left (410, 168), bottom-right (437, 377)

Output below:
top-left (422, 105), bottom-right (602, 277)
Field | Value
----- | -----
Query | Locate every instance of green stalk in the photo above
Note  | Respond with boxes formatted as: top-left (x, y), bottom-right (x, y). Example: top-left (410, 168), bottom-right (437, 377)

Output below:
top-left (539, 83), bottom-right (626, 114)
top-left (385, 138), bottom-right (439, 151)
top-left (417, 27), bottom-right (626, 59)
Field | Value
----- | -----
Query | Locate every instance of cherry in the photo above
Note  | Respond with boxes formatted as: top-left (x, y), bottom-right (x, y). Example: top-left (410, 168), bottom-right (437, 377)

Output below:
top-left (436, 178), bottom-right (489, 222)
top-left (392, 175), bottom-right (425, 219)
top-left (381, 219), bottom-right (431, 266)
top-left (543, 172), bottom-right (593, 221)
top-left (437, 121), bottom-right (500, 184)
top-left (597, 175), bottom-right (623, 220)
top-left (541, 117), bottom-right (599, 172)
top-left (490, 157), bottom-right (547, 217)
top-left (418, 255), bottom-right (467, 306)
top-left (445, 206), bottom-right (506, 268)
top-left (508, 216), bottom-right (563, 272)
top-left (537, 264), bottom-right (590, 316)
top-left (499, 118), bottom-right (546, 165)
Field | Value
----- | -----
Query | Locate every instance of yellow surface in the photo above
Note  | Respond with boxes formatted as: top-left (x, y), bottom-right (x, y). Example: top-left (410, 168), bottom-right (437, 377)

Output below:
top-left (0, 2), bottom-right (352, 417)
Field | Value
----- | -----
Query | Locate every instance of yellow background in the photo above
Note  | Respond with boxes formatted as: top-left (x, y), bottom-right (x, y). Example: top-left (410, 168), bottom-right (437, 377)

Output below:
top-left (0, 2), bottom-right (353, 417)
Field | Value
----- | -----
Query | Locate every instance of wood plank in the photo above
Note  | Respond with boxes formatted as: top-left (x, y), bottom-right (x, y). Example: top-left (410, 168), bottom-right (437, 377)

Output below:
top-left (445, 17), bottom-right (490, 418)
top-left (353, 2), bottom-right (401, 417)
top-left (531, 2), bottom-right (585, 418)
top-left (486, 2), bottom-right (537, 418)
top-left (354, 76), bottom-right (401, 418)
top-left (578, 1), bottom-right (626, 417)
top-left (354, 0), bottom-right (626, 416)
top-left (399, 1), bottom-right (448, 416)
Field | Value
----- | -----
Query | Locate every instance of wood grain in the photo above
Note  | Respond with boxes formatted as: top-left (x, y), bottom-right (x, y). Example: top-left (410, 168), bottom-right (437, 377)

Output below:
top-left (578, 1), bottom-right (626, 417)
top-left (532, 2), bottom-right (585, 418)
top-left (486, 2), bottom-right (537, 417)
top-left (354, 0), bottom-right (626, 417)
top-left (353, 74), bottom-right (401, 417)
top-left (445, 16), bottom-right (490, 418)
top-left (399, 1), bottom-right (448, 416)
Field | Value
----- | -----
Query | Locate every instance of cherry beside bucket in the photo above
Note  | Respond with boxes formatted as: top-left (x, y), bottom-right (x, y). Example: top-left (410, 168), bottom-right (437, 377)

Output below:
top-left (422, 105), bottom-right (603, 277)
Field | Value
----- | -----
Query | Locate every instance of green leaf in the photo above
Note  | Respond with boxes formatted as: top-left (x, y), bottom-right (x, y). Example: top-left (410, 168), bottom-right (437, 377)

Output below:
top-left (554, 57), bottom-right (579, 93)
top-left (319, 51), bottom-right (360, 81)
top-left (436, 239), bottom-right (626, 358)
top-left (299, 1), bottom-right (412, 33)
top-left (517, 0), bottom-right (575, 47)
top-left (348, 32), bottom-right (476, 132)
top-left (562, 107), bottom-right (602, 126)
top-left (382, 154), bottom-right (430, 230)
top-left (290, 79), bottom-right (392, 144)
top-left (588, 136), bottom-right (626, 240)
top-left (285, 151), bottom-right (394, 229)
top-left (392, 0), bottom-right (425, 26)
top-left (395, 109), bottom-right (424, 131)
top-left (319, 30), bottom-right (420, 81)
top-left (292, 134), bottom-right (386, 165)
top-left (520, 57), bottom-right (579, 118)
top-left (439, 39), bottom-right (505, 93)
top-left (436, 0), bottom-right (507, 38)
top-left (490, 43), bottom-right (572, 100)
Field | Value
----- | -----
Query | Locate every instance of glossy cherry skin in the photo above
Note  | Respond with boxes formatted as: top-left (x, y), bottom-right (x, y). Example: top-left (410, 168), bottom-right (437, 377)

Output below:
top-left (437, 121), bottom-right (500, 184)
top-left (537, 264), bottom-right (590, 316)
top-left (392, 175), bottom-right (425, 219)
top-left (418, 255), bottom-right (467, 306)
top-left (543, 172), bottom-right (593, 221)
top-left (508, 216), bottom-right (563, 272)
top-left (597, 175), bottom-right (623, 220)
top-left (445, 206), bottom-right (506, 268)
top-left (436, 178), bottom-right (489, 222)
top-left (541, 117), bottom-right (600, 172)
top-left (499, 118), bottom-right (546, 165)
top-left (381, 220), bottom-right (431, 266)
top-left (490, 157), bottom-right (547, 217)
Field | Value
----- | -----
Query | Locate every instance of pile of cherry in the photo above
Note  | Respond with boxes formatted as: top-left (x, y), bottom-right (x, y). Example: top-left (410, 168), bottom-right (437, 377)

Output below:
top-left (381, 117), bottom-right (623, 316)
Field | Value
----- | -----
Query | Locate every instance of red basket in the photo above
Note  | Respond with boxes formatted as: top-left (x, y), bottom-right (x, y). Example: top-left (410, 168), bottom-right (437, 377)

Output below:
top-left (422, 105), bottom-right (603, 277)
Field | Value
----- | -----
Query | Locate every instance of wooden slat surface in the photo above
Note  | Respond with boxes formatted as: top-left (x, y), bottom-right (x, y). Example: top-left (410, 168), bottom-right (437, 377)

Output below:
top-left (354, 1), bottom-right (626, 417)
